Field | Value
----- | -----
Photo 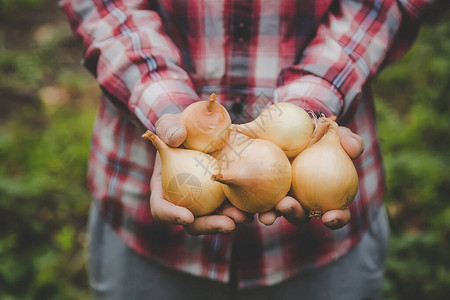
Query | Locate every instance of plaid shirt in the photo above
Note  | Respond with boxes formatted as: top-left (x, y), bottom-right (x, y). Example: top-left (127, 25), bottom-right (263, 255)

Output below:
top-left (61, 0), bottom-right (430, 288)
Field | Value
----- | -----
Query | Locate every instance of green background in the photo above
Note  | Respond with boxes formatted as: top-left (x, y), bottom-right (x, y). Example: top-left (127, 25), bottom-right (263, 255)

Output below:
top-left (0, 0), bottom-right (449, 299)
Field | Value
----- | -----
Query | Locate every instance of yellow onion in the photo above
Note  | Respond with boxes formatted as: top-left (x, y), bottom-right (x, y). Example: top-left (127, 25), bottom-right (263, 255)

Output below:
top-left (210, 130), bottom-right (251, 166)
top-left (180, 93), bottom-right (231, 153)
top-left (230, 102), bottom-right (314, 158)
top-left (142, 130), bottom-right (226, 216)
top-left (211, 131), bottom-right (292, 213)
top-left (290, 117), bottom-right (359, 218)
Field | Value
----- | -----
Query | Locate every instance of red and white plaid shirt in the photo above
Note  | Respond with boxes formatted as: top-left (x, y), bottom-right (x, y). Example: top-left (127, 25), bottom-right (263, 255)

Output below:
top-left (61, 0), bottom-right (430, 288)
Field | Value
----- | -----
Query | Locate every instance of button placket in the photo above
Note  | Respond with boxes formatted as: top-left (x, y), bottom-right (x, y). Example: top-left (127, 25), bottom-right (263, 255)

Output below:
top-left (234, 22), bottom-right (250, 43)
top-left (231, 100), bottom-right (244, 115)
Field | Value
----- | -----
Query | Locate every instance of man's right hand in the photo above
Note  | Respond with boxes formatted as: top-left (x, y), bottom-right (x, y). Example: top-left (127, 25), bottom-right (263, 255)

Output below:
top-left (149, 114), bottom-right (253, 236)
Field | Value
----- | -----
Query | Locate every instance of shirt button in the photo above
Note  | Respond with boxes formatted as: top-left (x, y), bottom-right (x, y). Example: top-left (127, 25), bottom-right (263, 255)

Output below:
top-left (234, 23), bottom-right (250, 41)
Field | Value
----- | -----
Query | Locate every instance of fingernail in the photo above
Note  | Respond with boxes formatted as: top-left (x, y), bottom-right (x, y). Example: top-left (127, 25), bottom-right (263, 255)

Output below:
top-left (176, 217), bottom-right (189, 225)
top-left (287, 207), bottom-right (296, 217)
top-left (351, 135), bottom-right (364, 150)
top-left (165, 127), bottom-right (179, 143)
top-left (218, 228), bottom-right (232, 233)
top-left (325, 219), bottom-right (339, 227)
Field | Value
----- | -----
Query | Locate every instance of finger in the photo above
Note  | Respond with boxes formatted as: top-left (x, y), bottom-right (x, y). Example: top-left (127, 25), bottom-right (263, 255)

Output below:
top-left (275, 196), bottom-right (308, 225)
top-left (184, 215), bottom-right (235, 236)
top-left (258, 210), bottom-right (279, 226)
top-left (155, 113), bottom-right (187, 147)
top-left (150, 155), bottom-right (194, 225)
top-left (338, 127), bottom-right (365, 160)
top-left (150, 194), bottom-right (195, 225)
top-left (219, 201), bottom-right (254, 224)
top-left (322, 208), bottom-right (351, 230)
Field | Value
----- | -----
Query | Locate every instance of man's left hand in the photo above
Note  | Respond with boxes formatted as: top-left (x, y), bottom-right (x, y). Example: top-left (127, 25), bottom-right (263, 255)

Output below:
top-left (258, 126), bottom-right (365, 230)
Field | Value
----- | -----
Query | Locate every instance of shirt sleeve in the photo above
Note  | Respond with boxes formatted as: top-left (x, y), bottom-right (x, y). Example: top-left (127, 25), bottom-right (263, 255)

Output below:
top-left (59, 0), bottom-right (200, 131)
top-left (275, 0), bottom-right (432, 119)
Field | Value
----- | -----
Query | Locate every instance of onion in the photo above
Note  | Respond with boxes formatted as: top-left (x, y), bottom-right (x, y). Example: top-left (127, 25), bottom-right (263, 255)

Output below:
top-left (210, 130), bottom-right (251, 166)
top-left (211, 132), bottom-right (292, 213)
top-left (290, 117), bottom-right (359, 218)
top-left (231, 102), bottom-right (314, 158)
top-left (142, 130), bottom-right (226, 216)
top-left (180, 93), bottom-right (231, 153)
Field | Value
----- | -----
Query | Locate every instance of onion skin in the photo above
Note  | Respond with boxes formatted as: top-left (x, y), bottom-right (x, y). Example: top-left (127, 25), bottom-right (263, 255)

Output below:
top-left (212, 136), bottom-right (292, 213)
top-left (180, 93), bottom-right (231, 153)
top-left (142, 130), bottom-right (226, 216)
top-left (231, 102), bottom-right (314, 158)
top-left (210, 130), bottom-right (251, 168)
top-left (290, 118), bottom-right (359, 218)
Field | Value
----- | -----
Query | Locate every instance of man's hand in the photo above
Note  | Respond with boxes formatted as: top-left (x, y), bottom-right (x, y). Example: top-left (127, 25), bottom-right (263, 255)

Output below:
top-left (258, 126), bottom-right (365, 230)
top-left (149, 114), bottom-right (253, 236)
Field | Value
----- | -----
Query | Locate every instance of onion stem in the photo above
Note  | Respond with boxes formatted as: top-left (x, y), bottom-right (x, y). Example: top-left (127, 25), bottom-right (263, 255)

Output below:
top-left (308, 117), bottom-right (336, 147)
top-left (141, 130), bottom-right (167, 152)
top-left (206, 93), bottom-right (217, 112)
top-left (308, 210), bottom-right (324, 219)
top-left (211, 173), bottom-right (239, 185)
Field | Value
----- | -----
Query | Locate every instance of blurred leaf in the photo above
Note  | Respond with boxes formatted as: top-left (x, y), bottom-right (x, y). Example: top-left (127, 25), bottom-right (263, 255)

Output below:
top-left (375, 7), bottom-right (450, 300)
top-left (55, 226), bottom-right (75, 252)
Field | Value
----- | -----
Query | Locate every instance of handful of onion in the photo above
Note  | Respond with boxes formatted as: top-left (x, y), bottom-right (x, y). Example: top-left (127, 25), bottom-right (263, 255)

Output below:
top-left (142, 93), bottom-right (359, 220)
top-left (290, 117), bottom-right (359, 218)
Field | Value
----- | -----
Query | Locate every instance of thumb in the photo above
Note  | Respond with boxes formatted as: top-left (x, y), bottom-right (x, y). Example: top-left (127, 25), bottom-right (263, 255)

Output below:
top-left (338, 126), bottom-right (365, 160)
top-left (155, 113), bottom-right (187, 147)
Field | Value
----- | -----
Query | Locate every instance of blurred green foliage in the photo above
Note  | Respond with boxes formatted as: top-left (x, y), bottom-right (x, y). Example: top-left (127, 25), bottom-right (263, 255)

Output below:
top-left (374, 7), bottom-right (450, 300)
top-left (0, 0), bottom-right (42, 14)
top-left (0, 1), bottom-right (97, 299)
top-left (0, 105), bottom-right (95, 300)
top-left (0, 0), bottom-right (449, 299)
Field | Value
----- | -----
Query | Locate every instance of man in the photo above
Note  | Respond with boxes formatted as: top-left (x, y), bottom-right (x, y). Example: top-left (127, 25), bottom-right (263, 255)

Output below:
top-left (61, 0), bottom-right (430, 298)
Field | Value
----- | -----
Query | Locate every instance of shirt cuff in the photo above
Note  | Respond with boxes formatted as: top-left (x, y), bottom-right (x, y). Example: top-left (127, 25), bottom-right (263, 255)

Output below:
top-left (129, 79), bottom-right (200, 131)
top-left (274, 75), bottom-right (343, 118)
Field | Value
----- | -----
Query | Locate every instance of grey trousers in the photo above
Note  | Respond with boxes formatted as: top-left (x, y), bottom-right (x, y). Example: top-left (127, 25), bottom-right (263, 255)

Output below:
top-left (88, 201), bottom-right (389, 300)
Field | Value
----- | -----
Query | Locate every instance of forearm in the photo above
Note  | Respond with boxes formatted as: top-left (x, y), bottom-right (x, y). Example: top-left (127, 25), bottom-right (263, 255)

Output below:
top-left (275, 0), bottom-right (431, 119)
top-left (60, 0), bottom-right (200, 130)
